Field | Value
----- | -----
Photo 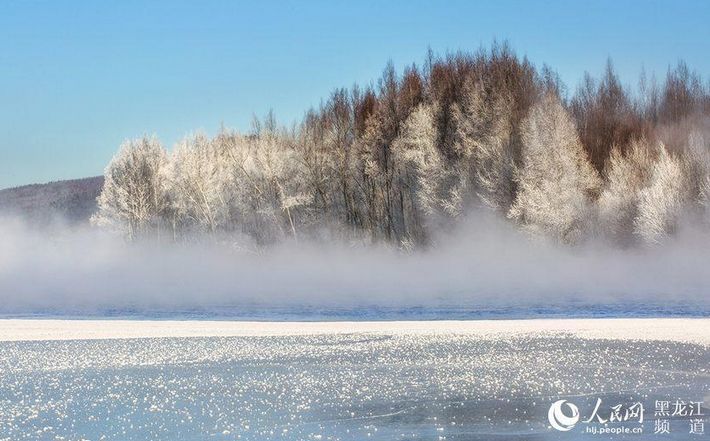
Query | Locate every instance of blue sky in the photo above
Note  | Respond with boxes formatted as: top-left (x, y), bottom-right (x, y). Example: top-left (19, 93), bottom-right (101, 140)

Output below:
top-left (1, 0), bottom-right (708, 188)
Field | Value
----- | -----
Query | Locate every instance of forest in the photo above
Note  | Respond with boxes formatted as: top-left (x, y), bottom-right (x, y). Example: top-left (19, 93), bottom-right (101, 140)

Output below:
top-left (93, 43), bottom-right (710, 249)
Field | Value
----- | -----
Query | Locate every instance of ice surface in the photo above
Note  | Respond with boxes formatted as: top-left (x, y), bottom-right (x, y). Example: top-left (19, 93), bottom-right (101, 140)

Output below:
top-left (0, 321), bottom-right (707, 440)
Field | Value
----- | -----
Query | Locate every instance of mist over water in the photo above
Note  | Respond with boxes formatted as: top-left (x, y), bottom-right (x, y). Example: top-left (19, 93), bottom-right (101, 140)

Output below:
top-left (1, 213), bottom-right (709, 318)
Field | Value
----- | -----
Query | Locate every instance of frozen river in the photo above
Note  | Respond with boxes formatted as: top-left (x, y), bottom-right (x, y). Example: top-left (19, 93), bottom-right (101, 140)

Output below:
top-left (0, 319), bottom-right (708, 440)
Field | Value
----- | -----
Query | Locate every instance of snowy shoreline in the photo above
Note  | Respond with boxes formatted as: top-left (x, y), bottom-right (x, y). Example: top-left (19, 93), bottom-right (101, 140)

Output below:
top-left (0, 317), bottom-right (708, 344)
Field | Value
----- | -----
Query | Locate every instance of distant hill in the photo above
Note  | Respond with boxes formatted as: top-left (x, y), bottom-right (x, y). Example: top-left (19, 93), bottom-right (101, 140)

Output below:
top-left (0, 176), bottom-right (104, 225)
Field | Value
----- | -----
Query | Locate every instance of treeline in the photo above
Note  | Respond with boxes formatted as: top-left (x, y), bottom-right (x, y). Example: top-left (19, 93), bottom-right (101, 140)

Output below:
top-left (93, 44), bottom-right (710, 248)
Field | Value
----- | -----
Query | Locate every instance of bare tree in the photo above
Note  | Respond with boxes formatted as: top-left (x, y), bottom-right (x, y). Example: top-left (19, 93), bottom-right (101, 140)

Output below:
top-left (571, 60), bottom-right (645, 172)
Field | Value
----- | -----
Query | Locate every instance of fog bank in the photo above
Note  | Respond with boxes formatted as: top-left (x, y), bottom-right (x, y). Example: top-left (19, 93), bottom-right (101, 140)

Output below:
top-left (1, 213), bottom-right (709, 316)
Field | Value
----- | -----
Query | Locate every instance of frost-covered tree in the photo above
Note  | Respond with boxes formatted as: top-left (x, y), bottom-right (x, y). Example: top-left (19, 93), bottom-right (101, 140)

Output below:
top-left (92, 136), bottom-right (168, 240)
top-left (448, 79), bottom-right (483, 217)
top-left (634, 144), bottom-right (687, 245)
top-left (472, 98), bottom-right (517, 213)
top-left (166, 133), bottom-right (231, 235)
top-left (90, 48), bottom-right (710, 249)
top-left (508, 94), bottom-right (601, 244)
top-left (701, 175), bottom-right (710, 223)
top-left (391, 104), bottom-right (443, 244)
top-left (682, 131), bottom-right (710, 219)
top-left (223, 131), bottom-right (310, 244)
top-left (255, 135), bottom-right (311, 240)
top-left (452, 78), bottom-right (517, 214)
top-left (598, 139), bottom-right (655, 245)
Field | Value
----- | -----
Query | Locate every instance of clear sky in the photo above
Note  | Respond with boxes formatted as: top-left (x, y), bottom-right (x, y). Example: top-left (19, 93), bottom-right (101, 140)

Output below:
top-left (1, 0), bottom-right (708, 188)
